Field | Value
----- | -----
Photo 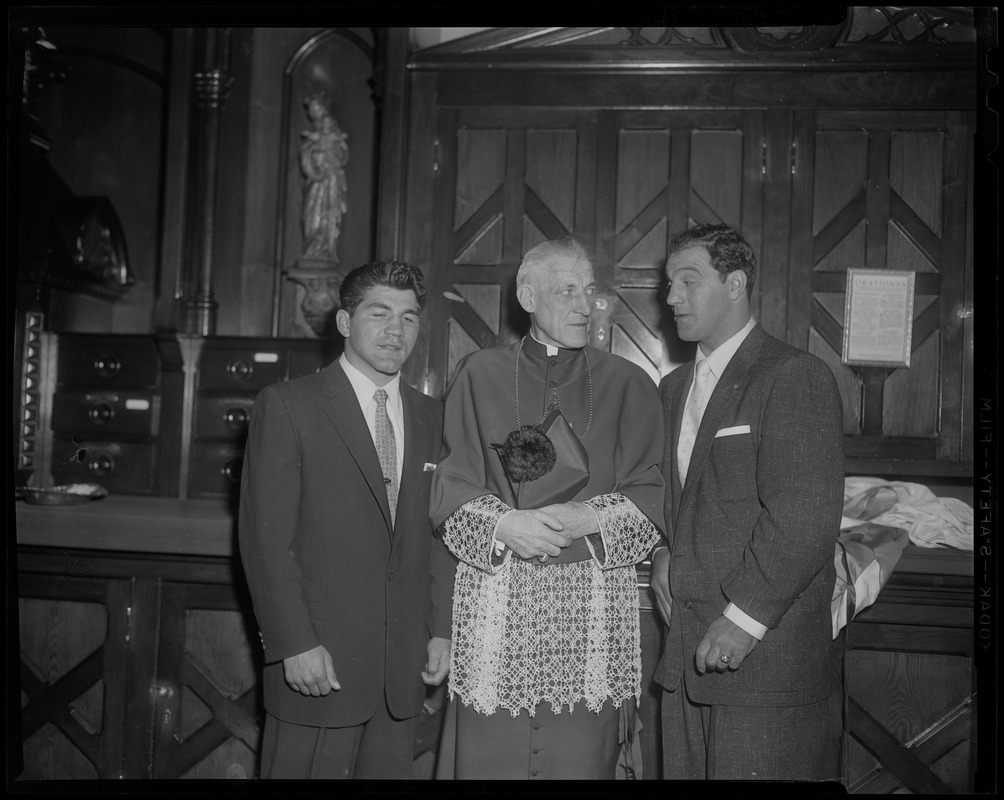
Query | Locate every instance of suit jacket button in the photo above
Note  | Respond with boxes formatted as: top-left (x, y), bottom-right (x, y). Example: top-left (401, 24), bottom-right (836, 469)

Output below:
top-left (388, 571), bottom-right (396, 581)
top-left (684, 601), bottom-right (693, 609)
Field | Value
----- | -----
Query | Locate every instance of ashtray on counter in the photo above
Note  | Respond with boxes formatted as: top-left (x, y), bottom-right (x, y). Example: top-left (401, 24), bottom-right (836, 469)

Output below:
top-left (18, 483), bottom-right (109, 506)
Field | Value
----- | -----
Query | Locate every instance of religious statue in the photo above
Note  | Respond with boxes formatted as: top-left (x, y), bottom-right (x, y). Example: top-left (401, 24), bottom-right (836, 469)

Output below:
top-left (299, 96), bottom-right (348, 262)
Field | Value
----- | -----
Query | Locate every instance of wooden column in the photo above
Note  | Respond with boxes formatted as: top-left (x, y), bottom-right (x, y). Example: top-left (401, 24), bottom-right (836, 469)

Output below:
top-left (180, 28), bottom-right (234, 336)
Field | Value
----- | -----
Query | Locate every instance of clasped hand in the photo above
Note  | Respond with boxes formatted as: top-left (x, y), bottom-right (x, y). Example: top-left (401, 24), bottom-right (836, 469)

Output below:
top-left (495, 502), bottom-right (598, 561)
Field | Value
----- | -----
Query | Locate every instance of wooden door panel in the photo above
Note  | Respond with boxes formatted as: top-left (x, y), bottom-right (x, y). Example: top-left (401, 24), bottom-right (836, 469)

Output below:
top-left (601, 113), bottom-right (762, 381)
top-left (891, 131), bottom-right (944, 237)
top-left (454, 129), bottom-right (507, 229)
top-left (20, 598), bottom-right (109, 779)
top-left (809, 327), bottom-right (863, 435)
top-left (690, 129), bottom-right (745, 228)
top-left (429, 109), bottom-right (764, 392)
top-left (429, 111), bottom-right (596, 392)
top-left (525, 129), bottom-right (579, 233)
top-left (793, 110), bottom-right (971, 466)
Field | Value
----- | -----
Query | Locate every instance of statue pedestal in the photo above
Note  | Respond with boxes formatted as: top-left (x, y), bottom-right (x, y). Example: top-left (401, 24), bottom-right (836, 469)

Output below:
top-left (283, 260), bottom-right (345, 338)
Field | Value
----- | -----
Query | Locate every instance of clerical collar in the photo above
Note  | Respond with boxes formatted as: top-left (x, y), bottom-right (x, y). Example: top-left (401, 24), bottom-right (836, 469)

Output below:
top-left (530, 332), bottom-right (560, 357)
top-left (525, 332), bottom-right (583, 362)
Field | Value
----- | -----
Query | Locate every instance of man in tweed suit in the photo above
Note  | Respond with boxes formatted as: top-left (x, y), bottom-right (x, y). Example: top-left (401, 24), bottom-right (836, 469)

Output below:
top-left (652, 224), bottom-right (844, 781)
top-left (238, 261), bottom-right (455, 779)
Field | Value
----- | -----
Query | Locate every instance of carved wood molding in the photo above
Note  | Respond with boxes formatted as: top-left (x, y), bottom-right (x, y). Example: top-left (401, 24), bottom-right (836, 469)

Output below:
top-left (412, 11), bottom-right (976, 71)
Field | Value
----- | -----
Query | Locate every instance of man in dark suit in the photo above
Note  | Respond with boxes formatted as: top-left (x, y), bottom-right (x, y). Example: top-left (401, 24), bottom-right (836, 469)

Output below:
top-left (238, 261), bottom-right (455, 779)
top-left (652, 224), bottom-right (844, 781)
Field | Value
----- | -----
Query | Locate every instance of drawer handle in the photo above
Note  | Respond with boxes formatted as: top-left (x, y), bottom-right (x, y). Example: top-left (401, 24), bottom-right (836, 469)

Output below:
top-left (221, 459), bottom-right (243, 482)
top-left (225, 358), bottom-right (253, 381)
top-left (88, 454), bottom-right (114, 477)
top-left (223, 407), bottom-right (249, 430)
top-left (93, 354), bottom-right (122, 379)
top-left (88, 403), bottom-right (116, 424)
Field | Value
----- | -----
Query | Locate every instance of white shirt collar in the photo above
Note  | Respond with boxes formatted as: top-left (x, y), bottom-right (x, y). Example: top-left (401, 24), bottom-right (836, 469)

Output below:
top-left (339, 353), bottom-right (402, 410)
top-left (701, 317), bottom-right (757, 381)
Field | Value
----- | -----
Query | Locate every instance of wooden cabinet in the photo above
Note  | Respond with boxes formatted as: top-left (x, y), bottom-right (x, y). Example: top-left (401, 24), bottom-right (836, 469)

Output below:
top-left (186, 337), bottom-right (329, 499)
top-left (16, 498), bottom-right (250, 780)
top-left (15, 503), bottom-right (975, 784)
top-left (47, 334), bottom-right (166, 495)
top-left (14, 499), bottom-right (438, 780)
top-left (29, 333), bottom-right (332, 501)
top-left (840, 547), bottom-right (974, 793)
top-left (18, 546), bottom-right (260, 780)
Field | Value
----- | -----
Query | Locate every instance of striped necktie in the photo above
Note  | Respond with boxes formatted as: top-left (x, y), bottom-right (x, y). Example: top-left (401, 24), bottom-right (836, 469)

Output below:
top-left (373, 388), bottom-right (398, 523)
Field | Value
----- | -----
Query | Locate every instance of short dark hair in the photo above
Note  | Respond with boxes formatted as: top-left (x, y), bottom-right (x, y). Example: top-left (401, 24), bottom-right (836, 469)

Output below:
top-left (667, 223), bottom-right (757, 296)
top-left (339, 260), bottom-right (427, 313)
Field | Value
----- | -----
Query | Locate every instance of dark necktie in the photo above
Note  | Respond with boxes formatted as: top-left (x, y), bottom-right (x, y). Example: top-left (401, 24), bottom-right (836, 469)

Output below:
top-left (373, 388), bottom-right (398, 523)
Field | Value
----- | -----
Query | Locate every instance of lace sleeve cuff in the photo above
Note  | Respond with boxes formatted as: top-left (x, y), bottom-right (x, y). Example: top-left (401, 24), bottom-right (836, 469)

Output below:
top-left (442, 494), bottom-right (512, 573)
top-left (583, 493), bottom-right (661, 569)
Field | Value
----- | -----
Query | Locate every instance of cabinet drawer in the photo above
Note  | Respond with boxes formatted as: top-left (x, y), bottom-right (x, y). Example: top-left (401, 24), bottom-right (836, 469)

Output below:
top-left (56, 336), bottom-right (160, 389)
top-left (189, 442), bottom-right (244, 498)
top-left (49, 438), bottom-right (157, 494)
top-left (194, 395), bottom-right (255, 441)
top-left (197, 346), bottom-right (285, 391)
top-left (51, 391), bottom-right (158, 437)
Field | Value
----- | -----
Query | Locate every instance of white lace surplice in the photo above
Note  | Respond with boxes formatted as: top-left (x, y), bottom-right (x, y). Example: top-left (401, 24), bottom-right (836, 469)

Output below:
top-left (442, 492), bottom-right (658, 717)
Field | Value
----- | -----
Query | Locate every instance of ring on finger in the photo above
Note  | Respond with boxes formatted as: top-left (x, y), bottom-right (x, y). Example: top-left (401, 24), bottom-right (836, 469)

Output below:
top-left (718, 654), bottom-right (731, 664)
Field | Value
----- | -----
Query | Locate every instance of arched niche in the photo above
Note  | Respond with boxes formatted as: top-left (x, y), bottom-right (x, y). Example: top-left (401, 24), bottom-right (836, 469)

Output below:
top-left (276, 28), bottom-right (379, 338)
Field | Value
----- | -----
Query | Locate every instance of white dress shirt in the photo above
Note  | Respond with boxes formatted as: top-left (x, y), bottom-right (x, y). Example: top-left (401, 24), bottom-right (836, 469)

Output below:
top-left (339, 354), bottom-right (405, 481)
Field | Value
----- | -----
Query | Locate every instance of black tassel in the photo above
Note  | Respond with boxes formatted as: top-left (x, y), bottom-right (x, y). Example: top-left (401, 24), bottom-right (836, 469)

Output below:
top-left (491, 425), bottom-right (556, 483)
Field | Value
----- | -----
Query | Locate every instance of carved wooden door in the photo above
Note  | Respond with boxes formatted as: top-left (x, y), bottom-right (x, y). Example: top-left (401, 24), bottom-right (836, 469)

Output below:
top-left (424, 108), bottom-right (596, 395)
top-left (787, 110), bottom-right (974, 472)
top-left (424, 108), bottom-right (765, 395)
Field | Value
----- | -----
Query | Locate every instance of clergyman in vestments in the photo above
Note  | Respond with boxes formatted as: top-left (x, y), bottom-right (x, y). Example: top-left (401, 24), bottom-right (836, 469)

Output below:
top-left (430, 236), bottom-right (665, 779)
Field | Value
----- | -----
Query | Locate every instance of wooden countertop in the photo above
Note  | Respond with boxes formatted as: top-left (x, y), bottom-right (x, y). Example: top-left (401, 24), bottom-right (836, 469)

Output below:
top-left (15, 495), bottom-right (237, 557)
top-left (15, 496), bottom-right (976, 579)
top-left (16, 495), bottom-right (976, 580)
top-left (896, 543), bottom-right (974, 577)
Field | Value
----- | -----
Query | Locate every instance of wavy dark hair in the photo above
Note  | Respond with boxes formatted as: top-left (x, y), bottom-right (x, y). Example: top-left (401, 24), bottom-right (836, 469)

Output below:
top-left (339, 260), bottom-right (427, 314)
top-left (666, 223), bottom-right (757, 297)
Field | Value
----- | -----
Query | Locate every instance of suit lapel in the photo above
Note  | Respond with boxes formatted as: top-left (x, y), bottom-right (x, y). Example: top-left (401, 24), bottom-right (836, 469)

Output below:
top-left (320, 363), bottom-right (394, 533)
top-left (668, 371), bottom-right (689, 492)
top-left (394, 385), bottom-right (428, 541)
top-left (679, 326), bottom-right (767, 512)
top-left (665, 371), bottom-right (690, 539)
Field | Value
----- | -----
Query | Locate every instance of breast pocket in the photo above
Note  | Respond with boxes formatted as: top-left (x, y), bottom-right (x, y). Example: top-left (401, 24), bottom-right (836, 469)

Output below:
top-left (707, 430), bottom-right (757, 502)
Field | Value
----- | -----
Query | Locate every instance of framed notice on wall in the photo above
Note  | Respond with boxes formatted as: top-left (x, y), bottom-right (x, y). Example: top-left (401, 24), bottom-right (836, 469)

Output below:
top-left (841, 269), bottom-right (916, 368)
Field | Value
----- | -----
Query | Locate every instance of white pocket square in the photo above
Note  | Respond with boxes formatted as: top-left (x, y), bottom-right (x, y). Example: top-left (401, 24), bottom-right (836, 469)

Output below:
top-left (715, 424), bottom-right (751, 438)
top-left (423, 462), bottom-right (438, 472)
